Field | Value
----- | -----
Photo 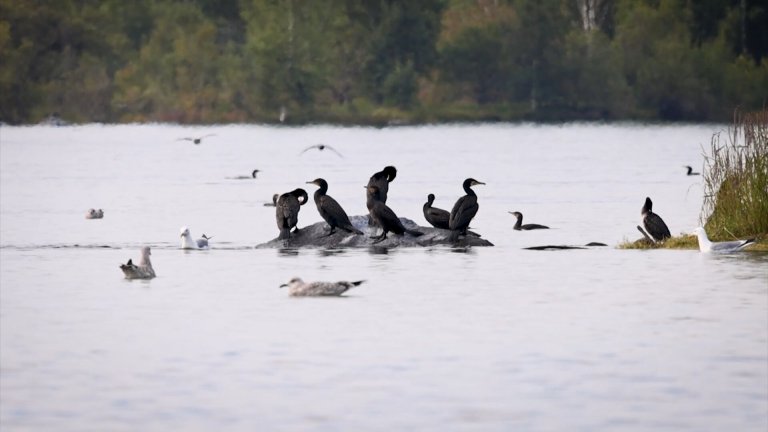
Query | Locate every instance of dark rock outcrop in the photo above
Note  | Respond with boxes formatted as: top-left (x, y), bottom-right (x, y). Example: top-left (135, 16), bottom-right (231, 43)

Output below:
top-left (256, 215), bottom-right (494, 248)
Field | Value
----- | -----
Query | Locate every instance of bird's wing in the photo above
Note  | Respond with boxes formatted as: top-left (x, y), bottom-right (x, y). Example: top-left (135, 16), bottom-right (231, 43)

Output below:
top-left (176, 137), bottom-right (193, 141)
top-left (325, 145), bottom-right (344, 158)
top-left (300, 145), bottom-right (318, 154)
top-left (202, 133), bottom-right (216, 139)
top-left (710, 239), bottom-right (751, 251)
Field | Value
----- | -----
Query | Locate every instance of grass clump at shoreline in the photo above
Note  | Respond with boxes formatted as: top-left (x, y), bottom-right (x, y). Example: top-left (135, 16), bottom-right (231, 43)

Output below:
top-left (621, 108), bottom-right (767, 251)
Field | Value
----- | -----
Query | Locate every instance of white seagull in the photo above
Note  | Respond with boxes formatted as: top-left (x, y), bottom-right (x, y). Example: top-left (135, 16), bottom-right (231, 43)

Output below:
top-left (280, 277), bottom-right (364, 296)
top-left (120, 247), bottom-right (156, 279)
top-left (692, 227), bottom-right (755, 253)
top-left (180, 226), bottom-right (212, 249)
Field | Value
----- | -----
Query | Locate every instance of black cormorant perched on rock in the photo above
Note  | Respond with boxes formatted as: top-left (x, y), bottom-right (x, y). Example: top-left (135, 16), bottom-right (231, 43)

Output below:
top-left (177, 134), bottom-right (215, 145)
top-left (276, 188), bottom-right (309, 240)
top-left (300, 144), bottom-right (343, 157)
top-left (423, 193), bottom-right (450, 229)
top-left (684, 165), bottom-right (700, 176)
top-left (641, 197), bottom-right (671, 242)
top-left (366, 185), bottom-right (423, 243)
top-left (366, 166), bottom-right (397, 205)
top-left (307, 178), bottom-right (363, 236)
top-left (508, 211), bottom-right (549, 230)
top-left (449, 178), bottom-right (485, 239)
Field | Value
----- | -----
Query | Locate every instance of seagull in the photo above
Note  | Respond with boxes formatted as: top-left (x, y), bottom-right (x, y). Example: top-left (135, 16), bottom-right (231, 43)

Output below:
top-left (180, 226), bottom-right (211, 249)
top-left (684, 165), bottom-right (700, 176)
top-left (279, 277), bottom-right (364, 296)
top-left (177, 134), bottom-right (215, 145)
top-left (692, 227), bottom-right (755, 253)
top-left (300, 144), bottom-right (343, 158)
top-left (85, 208), bottom-right (104, 219)
top-left (119, 247), bottom-right (156, 279)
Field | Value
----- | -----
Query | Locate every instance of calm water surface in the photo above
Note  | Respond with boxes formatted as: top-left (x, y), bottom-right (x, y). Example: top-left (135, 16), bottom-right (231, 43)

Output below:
top-left (1, 124), bottom-right (766, 431)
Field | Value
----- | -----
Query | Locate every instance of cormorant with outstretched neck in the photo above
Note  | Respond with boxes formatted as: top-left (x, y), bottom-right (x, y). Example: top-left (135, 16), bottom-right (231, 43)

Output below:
top-left (641, 197), bottom-right (671, 242)
top-left (366, 166), bottom-right (397, 205)
top-left (307, 178), bottom-right (363, 236)
top-left (449, 178), bottom-right (485, 239)
top-left (508, 211), bottom-right (549, 230)
top-left (366, 185), bottom-right (423, 243)
top-left (423, 193), bottom-right (450, 229)
top-left (276, 188), bottom-right (309, 240)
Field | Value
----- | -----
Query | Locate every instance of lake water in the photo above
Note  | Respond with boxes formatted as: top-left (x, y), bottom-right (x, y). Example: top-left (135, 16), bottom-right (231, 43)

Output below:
top-left (1, 123), bottom-right (766, 431)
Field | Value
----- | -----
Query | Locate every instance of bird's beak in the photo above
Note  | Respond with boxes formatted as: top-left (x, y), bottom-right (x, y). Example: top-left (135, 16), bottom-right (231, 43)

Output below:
top-left (475, 181), bottom-right (486, 186)
top-left (279, 284), bottom-right (287, 289)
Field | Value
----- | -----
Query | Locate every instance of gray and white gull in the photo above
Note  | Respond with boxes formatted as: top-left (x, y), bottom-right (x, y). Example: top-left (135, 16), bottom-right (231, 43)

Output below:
top-left (280, 277), bottom-right (364, 296)
top-left (692, 227), bottom-right (755, 253)
top-left (120, 246), bottom-right (156, 279)
top-left (180, 226), bottom-right (212, 249)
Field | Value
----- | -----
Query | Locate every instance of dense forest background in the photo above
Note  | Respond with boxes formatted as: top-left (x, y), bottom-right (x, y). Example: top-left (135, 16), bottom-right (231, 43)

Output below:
top-left (1, 0), bottom-right (766, 125)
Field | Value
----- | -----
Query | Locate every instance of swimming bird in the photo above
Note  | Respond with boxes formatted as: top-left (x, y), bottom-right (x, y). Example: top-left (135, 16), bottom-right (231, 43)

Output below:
top-left (641, 197), bottom-right (671, 242)
top-left (366, 185), bottom-right (423, 243)
top-left (508, 211), bottom-right (549, 230)
top-left (264, 193), bottom-right (278, 207)
top-left (85, 208), bottom-right (104, 219)
top-left (684, 165), bottom-right (700, 176)
top-left (177, 134), bottom-right (215, 145)
top-left (366, 166), bottom-right (397, 205)
top-left (449, 178), bottom-right (485, 239)
top-left (230, 169), bottom-right (260, 180)
top-left (119, 246), bottom-right (156, 279)
top-left (423, 193), bottom-right (450, 229)
top-left (180, 226), bottom-right (211, 249)
top-left (692, 227), bottom-right (755, 253)
top-left (280, 277), bottom-right (364, 296)
top-left (307, 178), bottom-right (363, 236)
top-left (276, 188), bottom-right (309, 240)
top-left (300, 144), bottom-right (343, 157)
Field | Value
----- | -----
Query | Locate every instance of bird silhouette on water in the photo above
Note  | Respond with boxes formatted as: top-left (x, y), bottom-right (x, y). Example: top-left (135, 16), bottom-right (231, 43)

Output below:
top-left (120, 246), bottom-right (156, 279)
top-left (276, 188), bottom-right (309, 240)
top-left (300, 144), bottom-right (343, 157)
top-left (449, 178), bottom-right (485, 240)
top-left (177, 134), bottom-right (215, 145)
top-left (307, 178), bottom-right (363, 236)
top-left (640, 197), bottom-right (671, 242)
top-left (508, 211), bottom-right (549, 230)
top-left (684, 165), bottom-right (700, 176)
top-left (366, 185), bottom-right (423, 244)
top-left (423, 193), bottom-right (450, 229)
top-left (280, 277), bottom-right (364, 296)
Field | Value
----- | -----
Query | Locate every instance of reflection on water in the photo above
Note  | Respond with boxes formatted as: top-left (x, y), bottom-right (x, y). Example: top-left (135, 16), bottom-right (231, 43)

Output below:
top-left (1, 124), bottom-right (766, 431)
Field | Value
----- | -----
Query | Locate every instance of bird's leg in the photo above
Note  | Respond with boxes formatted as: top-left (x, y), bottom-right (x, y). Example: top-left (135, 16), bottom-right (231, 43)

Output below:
top-left (371, 232), bottom-right (388, 244)
top-left (322, 227), bottom-right (336, 237)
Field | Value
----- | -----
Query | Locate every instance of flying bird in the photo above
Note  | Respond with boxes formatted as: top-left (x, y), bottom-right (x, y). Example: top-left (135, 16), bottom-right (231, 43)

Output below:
top-left (300, 144), bottom-right (343, 157)
top-left (177, 134), bottom-right (216, 145)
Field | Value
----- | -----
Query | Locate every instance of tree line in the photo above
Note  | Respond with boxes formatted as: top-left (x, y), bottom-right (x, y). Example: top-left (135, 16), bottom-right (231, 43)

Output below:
top-left (1, 0), bottom-right (766, 125)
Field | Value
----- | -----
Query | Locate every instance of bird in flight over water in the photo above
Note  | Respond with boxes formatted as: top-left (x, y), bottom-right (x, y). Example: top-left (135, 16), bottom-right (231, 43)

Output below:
top-left (177, 134), bottom-right (216, 145)
top-left (300, 144), bottom-right (343, 158)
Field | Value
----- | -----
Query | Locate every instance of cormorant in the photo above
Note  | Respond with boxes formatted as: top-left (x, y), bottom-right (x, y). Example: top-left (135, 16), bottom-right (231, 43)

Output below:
top-left (276, 188), bottom-right (309, 240)
top-left (177, 134), bottom-right (215, 145)
top-left (264, 193), bottom-right (278, 207)
top-left (307, 178), bottom-right (363, 236)
top-left (692, 227), bottom-right (755, 253)
top-left (449, 178), bottom-right (485, 239)
top-left (280, 277), bottom-right (365, 296)
top-left (684, 165), bottom-right (700, 176)
top-left (508, 211), bottom-right (549, 230)
top-left (366, 185), bottom-right (423, 243)
top-left (300, 144), bottom-right (343, 157)
top-left (641, 197), bottom-right (671, 242)
top-left (423, 193), bottom-right (450, 229)
top-left (366, 166), bottom-right (397, 205)
top-left (119, 247), bottom-right (156, 279)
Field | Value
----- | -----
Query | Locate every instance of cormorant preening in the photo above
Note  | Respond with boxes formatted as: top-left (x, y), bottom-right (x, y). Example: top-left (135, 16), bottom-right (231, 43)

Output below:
top-left (366, 185), bottom-right (423, 243)
top-left (684, 165), bottom-right (700, 176)
top-left (276, 188), bottom-right (309, 240)
top-left (641, 197), bottom-right (671, 242)
top-left (423, 193), bottom-right (450, 229)
top-left (177, 134), bottom-right (215, 145)
top-left (307, 178), bottom-right (363, 236)
top-left (300, 144), bottom-right (343, 157)
top-left (366, 166), bottom-right (397, 205)
top-left (449, 178), bottom-right (485, 239)
top-left (508, 211), bottom-right (549, 230)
